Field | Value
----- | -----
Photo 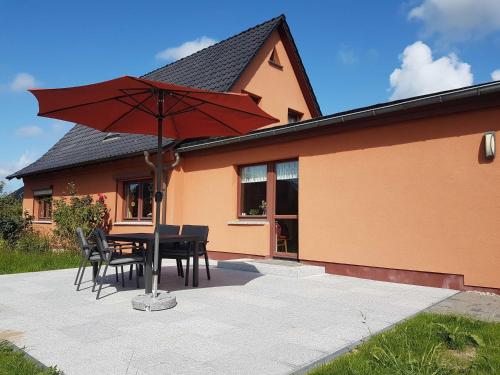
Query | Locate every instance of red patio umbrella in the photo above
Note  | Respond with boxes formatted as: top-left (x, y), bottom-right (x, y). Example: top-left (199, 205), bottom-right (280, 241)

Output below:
top-left (29, 76), bottom-right (278, 310)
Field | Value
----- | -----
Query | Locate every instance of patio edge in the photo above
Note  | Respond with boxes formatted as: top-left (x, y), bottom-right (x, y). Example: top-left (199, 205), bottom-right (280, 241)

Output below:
top-left (290, 291), bottom-right (459, 375)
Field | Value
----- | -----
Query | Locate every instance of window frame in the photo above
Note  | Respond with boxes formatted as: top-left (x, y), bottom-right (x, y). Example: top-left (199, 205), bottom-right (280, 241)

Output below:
top-left (37, 195), bottom-right (52, 220)
top-left (122, 178), bottom-right (154, 221)
top-left (237, 162), bottom-right (268, 219)
top-left (237, 159), bottom-right (299, 220)
top-left (287, 108), bottom-right (303, 124)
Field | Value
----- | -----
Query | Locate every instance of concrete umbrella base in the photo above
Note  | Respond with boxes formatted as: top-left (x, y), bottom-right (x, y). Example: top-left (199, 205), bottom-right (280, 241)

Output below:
top-left (131, 292), bottom-right (177, 311)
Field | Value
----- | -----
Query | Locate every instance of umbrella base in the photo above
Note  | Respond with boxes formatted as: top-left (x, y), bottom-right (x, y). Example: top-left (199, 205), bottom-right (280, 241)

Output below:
top-left (131, 292), bottom-right (177, 311)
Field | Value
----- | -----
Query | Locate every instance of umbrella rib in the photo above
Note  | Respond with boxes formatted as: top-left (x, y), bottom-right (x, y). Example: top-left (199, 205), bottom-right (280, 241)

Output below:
top-left (38, 90), bottom-right (152, 116)
top-left (163, 92), bottom-right (189, 117)
top-left (115, 97), bottom-right (157, 118)
top-left (119, 89), bottom-right (157, 117)
top-left (182, 95), bottom-right (278, 121)
top-left (102, 93), bottom-right (154, 132)
top-left (174, 96), bottom-right (244, 136)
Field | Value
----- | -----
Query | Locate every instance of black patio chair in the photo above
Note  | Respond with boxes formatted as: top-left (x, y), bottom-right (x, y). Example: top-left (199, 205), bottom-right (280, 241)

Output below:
top-left (160, 225), bottom-right (210, 286)
top-left (93, 228), bottom-right (145, 300)
top-left (75, 227), bottom-right (102, 291)
top-left (157, 225), bottom-right (182, 282)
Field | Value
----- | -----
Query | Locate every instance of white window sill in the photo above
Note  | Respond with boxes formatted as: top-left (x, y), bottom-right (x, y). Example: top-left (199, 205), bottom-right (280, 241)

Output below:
top-left (227, 220), bottom-right (269, 226)
top-left (33, 220), bottom-right (52, 224)
top-left (114, 221), bottom-right (153, 226)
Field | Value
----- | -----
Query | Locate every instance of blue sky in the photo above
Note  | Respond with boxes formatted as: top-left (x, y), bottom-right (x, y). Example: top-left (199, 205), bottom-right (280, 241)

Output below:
top-left (1, 0), bottom-right (500, 191)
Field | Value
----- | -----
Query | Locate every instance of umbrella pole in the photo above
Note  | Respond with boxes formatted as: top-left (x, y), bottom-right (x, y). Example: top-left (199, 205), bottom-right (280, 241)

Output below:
top-left (152, 89), bottom-right (164, 299)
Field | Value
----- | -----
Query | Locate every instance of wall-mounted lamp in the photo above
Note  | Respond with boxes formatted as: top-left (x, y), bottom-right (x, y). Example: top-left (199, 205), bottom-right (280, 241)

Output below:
top-left (484, 131), bottom-right (496, 160)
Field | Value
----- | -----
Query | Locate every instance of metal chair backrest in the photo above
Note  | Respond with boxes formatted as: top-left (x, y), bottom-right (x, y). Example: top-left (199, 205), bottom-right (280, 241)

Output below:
top-left (181, 225), bottom-right (209, 242)
top-left (93, 228), bottom-right (112, 262)
top-left (76, 227), bottom-right (91, 258)
top-left (158, 224), bottom-right (180, 235)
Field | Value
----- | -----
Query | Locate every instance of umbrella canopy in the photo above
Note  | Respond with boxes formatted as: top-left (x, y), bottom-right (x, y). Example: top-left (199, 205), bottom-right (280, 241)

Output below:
top-left (30, 76), bottom-right (278, 138)
top-left (30, 76), bottom-right (279, 307)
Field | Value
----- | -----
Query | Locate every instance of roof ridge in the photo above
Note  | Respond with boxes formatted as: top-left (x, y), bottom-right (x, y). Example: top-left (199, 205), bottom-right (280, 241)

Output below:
top-left (141, 14), bottom-right (285, 80)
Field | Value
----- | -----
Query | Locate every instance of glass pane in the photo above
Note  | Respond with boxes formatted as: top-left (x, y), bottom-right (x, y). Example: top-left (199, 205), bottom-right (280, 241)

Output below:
top-left (142, 182), bottom-right (153, 219)
top-left (275, 219), bottom-right (298, 254)
top-left (241, 182), bottom-right (267, 216)
top-left (276, 161), bottom-right (298, 215)
top-left (241, 164), bottom-right (267, 183)
top-left (125, 183), bottom-right (139, 218)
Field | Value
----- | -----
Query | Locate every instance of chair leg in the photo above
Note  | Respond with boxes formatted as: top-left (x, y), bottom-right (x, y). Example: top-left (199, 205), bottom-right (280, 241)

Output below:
top-left (74, 258), bottom-right (84, 285)
top-left (136, 264), bottom-right (140, 288)
top-left (179, 258), bottom-right (184, 278)
top-left (185, 256), bottom-right (190, 287)
top-left (76, 260), bottom-right (87, 291)
top-left (129, 265), bottom-right (133, 280)
top-left (121, 266), bottom-right (125, 288)
top-left (92, 261), bottom-right (102, 292)
top-left (115, 267), bottom-right (119, 282)
top-left (175, 258), bottom-right (182, 276)
top-left (96, 264), bottom-right (109, 300)
top-left (158, 258), bottom-right (162, 284)
top-left (204, 252), bottom-right (211, 280)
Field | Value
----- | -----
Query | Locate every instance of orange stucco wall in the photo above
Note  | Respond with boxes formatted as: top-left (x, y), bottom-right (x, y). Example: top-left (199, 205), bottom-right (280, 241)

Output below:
top-left (163, 106), bottom-right (500, 289)
top-left (24, 156), bottom-right (158, 235)
top-left (22, 105), bottom-right (500, 289)
top-left (232, 29), bottom-right (313, 124)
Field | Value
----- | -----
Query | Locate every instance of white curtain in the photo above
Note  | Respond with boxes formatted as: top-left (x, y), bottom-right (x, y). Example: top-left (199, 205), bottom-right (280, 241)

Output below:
top-left (241, 164), bottom-right (267, 183)
top-left (276, 161), bottom-right (298, 180)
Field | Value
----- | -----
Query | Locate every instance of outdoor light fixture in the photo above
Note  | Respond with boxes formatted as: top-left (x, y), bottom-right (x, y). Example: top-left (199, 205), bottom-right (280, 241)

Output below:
top-left (484, 131), bottom-right (496, 160)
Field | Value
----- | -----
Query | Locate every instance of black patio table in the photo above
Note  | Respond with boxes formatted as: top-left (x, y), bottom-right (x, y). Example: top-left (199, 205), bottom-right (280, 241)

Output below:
top-left (103, 233), bottom-right (203, 291)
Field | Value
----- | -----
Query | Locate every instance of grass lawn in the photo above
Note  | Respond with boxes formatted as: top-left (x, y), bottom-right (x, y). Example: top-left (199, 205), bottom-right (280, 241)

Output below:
top-left (0, 341), bottom-right (61, 375)
top-left (310, 313), bottom-right (500, 375)
top-left (0, 249), bottom-right (80, 275)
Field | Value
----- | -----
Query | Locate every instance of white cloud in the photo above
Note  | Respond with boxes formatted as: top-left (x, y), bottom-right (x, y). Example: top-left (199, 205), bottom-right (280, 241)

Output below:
top-left (0, 151), bottom-right (36, 192)
top-left (16, 125), bottom-right (43, 138)
top-left (409, 0), bottom-right (500, 40)
top-left (491, 69), bottom-right (500, 81)
top-left (50, 120), bottom-right (71, 133)
top-left (156, 36), bottom-right (217, 61)
top-left (337, 48), bottom-right (358, 65)
top-left (389, 41), bottom-right (473, 100)
top-left (9, 73), bottom-right (37, 92)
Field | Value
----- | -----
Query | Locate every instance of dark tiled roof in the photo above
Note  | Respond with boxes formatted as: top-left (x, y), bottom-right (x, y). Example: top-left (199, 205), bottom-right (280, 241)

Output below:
top-left (143, 15), bottom-right (283, 91)
top-left (11, 126), bottom-right (172, 178)
top-left (9, 186), bottom-right (24, 200)
top-left (8, 15), bottom-right (317, 179)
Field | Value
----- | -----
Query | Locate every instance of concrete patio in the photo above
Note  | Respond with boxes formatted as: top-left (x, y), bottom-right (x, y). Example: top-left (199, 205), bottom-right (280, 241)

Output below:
top-left (0, 260), bottom-right (456, 375)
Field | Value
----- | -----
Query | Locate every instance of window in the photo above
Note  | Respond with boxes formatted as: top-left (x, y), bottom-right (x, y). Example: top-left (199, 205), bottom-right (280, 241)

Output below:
top-left (124, 180), bottom-right (153, 220)
top-left (239, 164), bottom-right (267, 216)
top-left (33, 188), bottom-right (53, 221)
top-left (275, 161), bottom-right (298, 215)
top-left (288, 109), bottom-right (303, 124)
top-left (269, 47), bottom-right (282, 69)
top-left (37, 196), bottom-right (52, 220)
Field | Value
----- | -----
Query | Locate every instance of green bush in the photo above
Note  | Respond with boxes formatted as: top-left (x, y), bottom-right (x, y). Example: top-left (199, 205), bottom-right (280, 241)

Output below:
top-left (0, 182), bottom-right (32, 244)
top-left (52, 182), bottom-right (109, 251)
top-left (15, 231), bottom-right (51, 253)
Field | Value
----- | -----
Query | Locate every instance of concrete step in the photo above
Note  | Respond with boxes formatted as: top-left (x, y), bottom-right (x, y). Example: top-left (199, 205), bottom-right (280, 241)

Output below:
top-left (216, 258), bottom-right (325, 278)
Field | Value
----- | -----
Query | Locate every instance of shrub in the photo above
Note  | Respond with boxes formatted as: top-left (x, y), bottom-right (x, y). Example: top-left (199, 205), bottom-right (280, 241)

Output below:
top-left (15, 231), bottom-right (51, 253)
top-left (52, 183), bottom-right (109, 251)
top-left (0, 182), bottom-right (32, 244)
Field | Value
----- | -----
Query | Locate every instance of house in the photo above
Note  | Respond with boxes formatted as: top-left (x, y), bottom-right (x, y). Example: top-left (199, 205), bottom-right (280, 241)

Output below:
top-left (8, 15), bottom-right (500, 293)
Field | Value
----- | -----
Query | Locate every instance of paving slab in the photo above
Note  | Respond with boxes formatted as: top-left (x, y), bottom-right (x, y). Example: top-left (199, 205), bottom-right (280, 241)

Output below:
top-left (428, 291), bottom-right (500, 322)
top-left (0, 260), bottom-right (456, 374)
top-left (217, 258), bottom-right (325, 278)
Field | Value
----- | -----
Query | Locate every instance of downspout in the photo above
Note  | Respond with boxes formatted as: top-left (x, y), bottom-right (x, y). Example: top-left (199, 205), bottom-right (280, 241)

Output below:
top-left (144, 149), bottom-right (181, 224)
